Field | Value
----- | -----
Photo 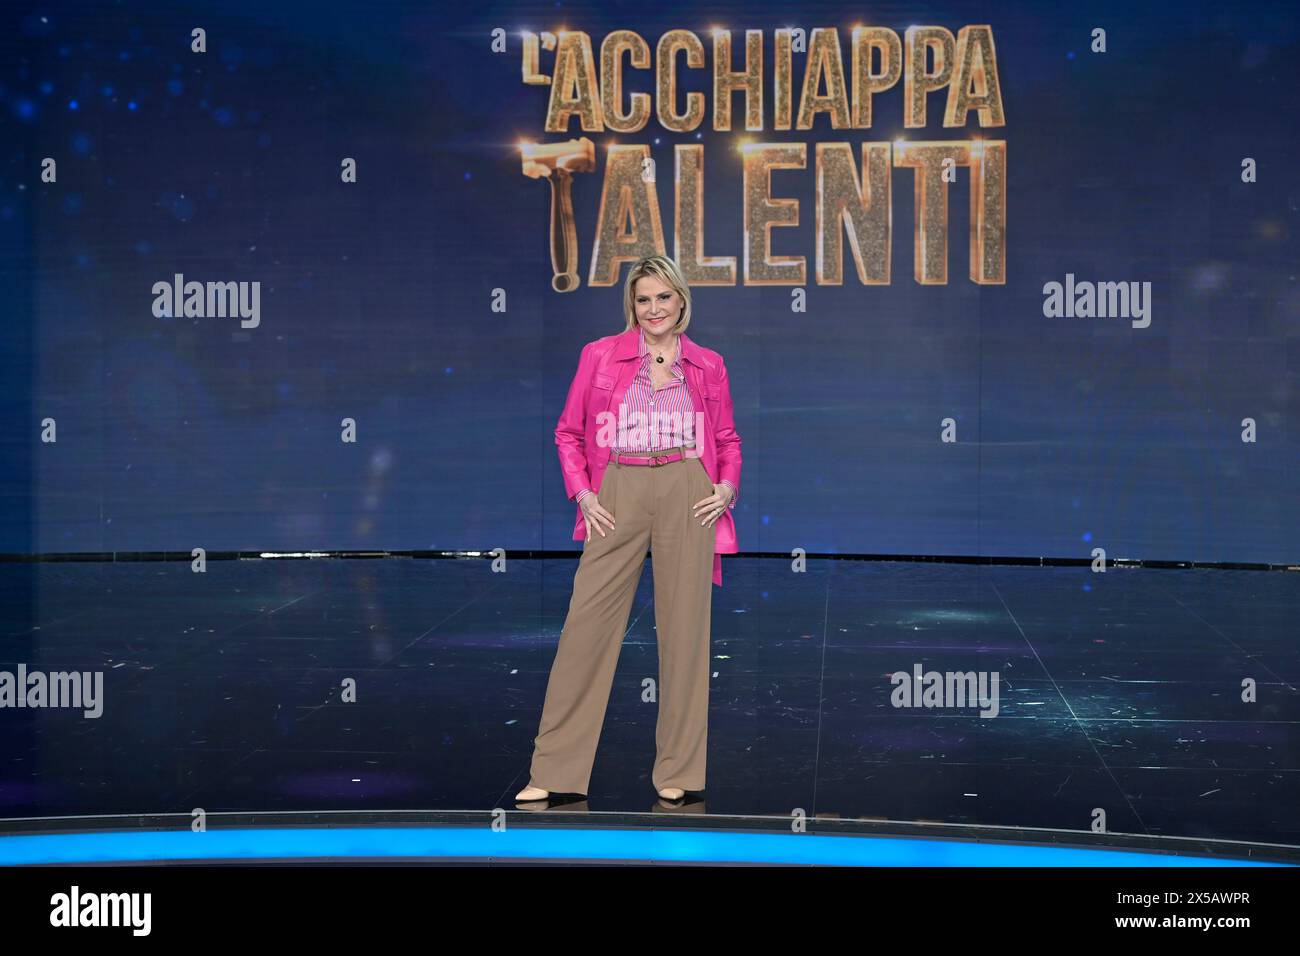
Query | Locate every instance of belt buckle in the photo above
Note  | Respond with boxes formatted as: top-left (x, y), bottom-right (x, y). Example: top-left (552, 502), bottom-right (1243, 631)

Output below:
top-left (652, 454), bottom-right (667, 467)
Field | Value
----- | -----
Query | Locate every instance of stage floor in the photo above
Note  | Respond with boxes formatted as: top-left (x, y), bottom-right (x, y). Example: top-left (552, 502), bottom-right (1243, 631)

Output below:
top-left (0, 557), bottom-right (1296, 857)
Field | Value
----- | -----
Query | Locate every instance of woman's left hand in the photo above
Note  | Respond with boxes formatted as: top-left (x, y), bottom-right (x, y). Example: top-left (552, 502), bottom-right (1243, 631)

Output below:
top-left (693, 483), bottom-right (734, 528)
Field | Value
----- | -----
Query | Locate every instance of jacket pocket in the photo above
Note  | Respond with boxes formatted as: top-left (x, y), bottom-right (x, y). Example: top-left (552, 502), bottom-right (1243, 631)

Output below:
top-left (590, 372), bottom-right (616, 421)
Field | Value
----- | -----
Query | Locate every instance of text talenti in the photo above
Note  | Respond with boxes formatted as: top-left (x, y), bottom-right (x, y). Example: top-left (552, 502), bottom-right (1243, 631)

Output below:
top-left (514, 25), bottom-right (1006, 290)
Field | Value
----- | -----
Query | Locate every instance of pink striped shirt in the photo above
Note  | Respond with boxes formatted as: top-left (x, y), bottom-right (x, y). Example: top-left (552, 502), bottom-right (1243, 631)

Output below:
top-left (575, 328), bottom-right (737, 508)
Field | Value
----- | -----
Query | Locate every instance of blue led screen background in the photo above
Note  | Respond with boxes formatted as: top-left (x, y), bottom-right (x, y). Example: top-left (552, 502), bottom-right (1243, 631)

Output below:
top-left (1, 0), bottom-right (1296, 564)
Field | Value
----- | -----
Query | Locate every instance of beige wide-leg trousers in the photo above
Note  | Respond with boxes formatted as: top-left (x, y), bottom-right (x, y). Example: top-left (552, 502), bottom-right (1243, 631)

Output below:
top-left (529, 448), bottom-right (717, 795)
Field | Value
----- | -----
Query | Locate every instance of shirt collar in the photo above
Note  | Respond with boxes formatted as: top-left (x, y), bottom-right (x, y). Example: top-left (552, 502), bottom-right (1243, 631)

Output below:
top-left (616, 324), bottom-right (702, 369)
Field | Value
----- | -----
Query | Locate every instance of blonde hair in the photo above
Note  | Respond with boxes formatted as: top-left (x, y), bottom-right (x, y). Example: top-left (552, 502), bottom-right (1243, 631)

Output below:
top-left (622, 255), bottom-right (692, 334)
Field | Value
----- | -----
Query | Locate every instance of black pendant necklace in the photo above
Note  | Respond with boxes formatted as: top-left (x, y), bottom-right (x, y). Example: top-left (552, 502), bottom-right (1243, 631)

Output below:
top-left (649, 328), bottom-right (675, 364)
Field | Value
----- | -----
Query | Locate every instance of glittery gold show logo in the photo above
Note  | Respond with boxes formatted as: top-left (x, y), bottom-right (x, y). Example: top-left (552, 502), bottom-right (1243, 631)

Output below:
top-left (515, 26), bottom-right (1006, 293)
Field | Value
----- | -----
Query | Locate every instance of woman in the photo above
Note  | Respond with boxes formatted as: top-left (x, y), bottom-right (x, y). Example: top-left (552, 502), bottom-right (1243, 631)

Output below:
top-left (517, 254), bottom-right (742, 804)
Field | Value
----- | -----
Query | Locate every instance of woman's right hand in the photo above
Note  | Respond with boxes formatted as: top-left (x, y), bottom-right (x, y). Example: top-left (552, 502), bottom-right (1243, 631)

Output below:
top-left (579, 493), bottom-right (616, 541)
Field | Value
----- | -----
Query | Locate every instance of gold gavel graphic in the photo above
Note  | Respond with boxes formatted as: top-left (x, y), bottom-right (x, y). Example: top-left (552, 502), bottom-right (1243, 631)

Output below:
top-left (520, 137), bottom-right (595, 293)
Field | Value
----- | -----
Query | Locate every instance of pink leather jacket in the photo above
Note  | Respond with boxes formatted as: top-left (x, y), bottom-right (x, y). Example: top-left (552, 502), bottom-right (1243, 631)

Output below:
top-left (556, 325), bottom-right (741, 586)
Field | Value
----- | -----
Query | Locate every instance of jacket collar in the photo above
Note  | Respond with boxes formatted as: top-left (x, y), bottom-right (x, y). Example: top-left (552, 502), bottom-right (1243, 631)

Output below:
top-left (613, 324), bottom-right (704, 369)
